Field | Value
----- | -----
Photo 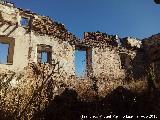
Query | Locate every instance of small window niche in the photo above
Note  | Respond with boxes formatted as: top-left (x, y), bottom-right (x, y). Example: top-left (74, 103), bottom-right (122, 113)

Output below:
top-left (0, 36), bottom-right (15, 65)
top-left (75, 47), bottom-right (92, 77)
top-left (20, 17), bottom-right (29, 27)
top-left (37, 44), bottom-right (52, 64)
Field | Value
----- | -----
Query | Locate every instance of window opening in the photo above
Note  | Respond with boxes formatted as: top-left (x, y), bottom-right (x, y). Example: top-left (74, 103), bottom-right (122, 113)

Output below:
top-left (0, 43), bottom-right (9, 64)
top-left (75, 47), bottom-right (92, 77)
top-left (0, 36), bottom-right (15, 65)
top-left (75, 49), bottom-right (87, 77)
top-left (20, 17), bottom-right (29, 27)
top-left (37, 45), bottom-right (52, 64)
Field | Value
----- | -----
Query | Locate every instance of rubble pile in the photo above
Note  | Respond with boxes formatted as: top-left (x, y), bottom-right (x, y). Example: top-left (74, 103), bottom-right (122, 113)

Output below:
top-left (121, 37), bottom-right (142, 50)
top-left (81, 32), bottom-right (119, 47)
top-left (0, 1), bottom-right (14, 7)
top-left (0, 12), bottom-right (17, 25)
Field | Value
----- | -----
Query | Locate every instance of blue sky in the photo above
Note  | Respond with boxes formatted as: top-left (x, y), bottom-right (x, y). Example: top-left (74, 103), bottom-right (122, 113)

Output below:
top-left (9, 0), bottom-right (160, 39)
top-left (75, 50), bottom-right (86, 76)
top-left (0, 43), bottom-right (9, 64)
top-left (2, 0), bottom-right (160, 75)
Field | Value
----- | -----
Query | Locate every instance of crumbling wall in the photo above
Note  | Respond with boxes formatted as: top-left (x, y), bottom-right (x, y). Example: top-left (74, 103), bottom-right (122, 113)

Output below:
top-left (143, 33), bottom-right (160, 87)
top-left (121, 37), bottom-right (142, 49)
top-left (119, 48), bottom-right (146, 81)
top-left (83, 32), bottom-right (146, 80)
top-left (0, 2), bottom-right (76, 76)
top-left (0, 25), bottom-right (30, 71)
top-left (0, 2), bottom-right (19, 24)
top-left (83, 32), bottom-right (125, 80)
top-left (92, 46), bottom-right (125, 79)
top-left (30, 32), bottom-right (75, 76)
top-left (0, 2), bottom-right (29, 71)
top-left (120, 37), bottom-right (145, 80)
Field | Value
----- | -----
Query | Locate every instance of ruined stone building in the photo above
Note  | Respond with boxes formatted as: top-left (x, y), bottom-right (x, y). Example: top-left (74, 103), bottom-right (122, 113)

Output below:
top-left (0, 1), bottom-right (77, 76)
top-left (0, 1), bottom-right (160, 83)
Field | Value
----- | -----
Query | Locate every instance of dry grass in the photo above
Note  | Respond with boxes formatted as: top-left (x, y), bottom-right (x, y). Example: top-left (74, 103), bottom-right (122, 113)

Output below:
top-left (0, 61), bottom-right (67, 119)
top-left (0, 62), bottom-right (148, 119)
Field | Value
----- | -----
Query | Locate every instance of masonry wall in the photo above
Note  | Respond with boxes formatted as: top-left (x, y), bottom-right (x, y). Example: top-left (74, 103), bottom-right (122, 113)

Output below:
top-left (30, 32), bottom-right (75, 76)
top-left (0, 26), bottom-right (30, 71)
top-left (92, 46), bottom-right (125, 80)
top-left (0, 2), bottom-right (75, 76)
top-left (0, 2), bottom-right (149, 80)
top-left (82, 32), bottom-right (126, 80)
top-left (0, 3), bottom-right (20, 24)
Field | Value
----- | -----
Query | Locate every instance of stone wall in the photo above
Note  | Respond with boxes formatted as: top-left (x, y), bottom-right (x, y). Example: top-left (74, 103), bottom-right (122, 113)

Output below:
top-left (0, 2), bottom-right (76, 76)
top-left (120, 37), bottom-right (146, 80)
top-left (0, 25), bottom-right (30, 71)
top-left (29, 32), bottom-right (75, 76)
top-left (92, 46), bottom-right (125, 80)
top-left (80, 32), bottom-right (124, 79)
top-left (82, 32), bottom-right (145, 80)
